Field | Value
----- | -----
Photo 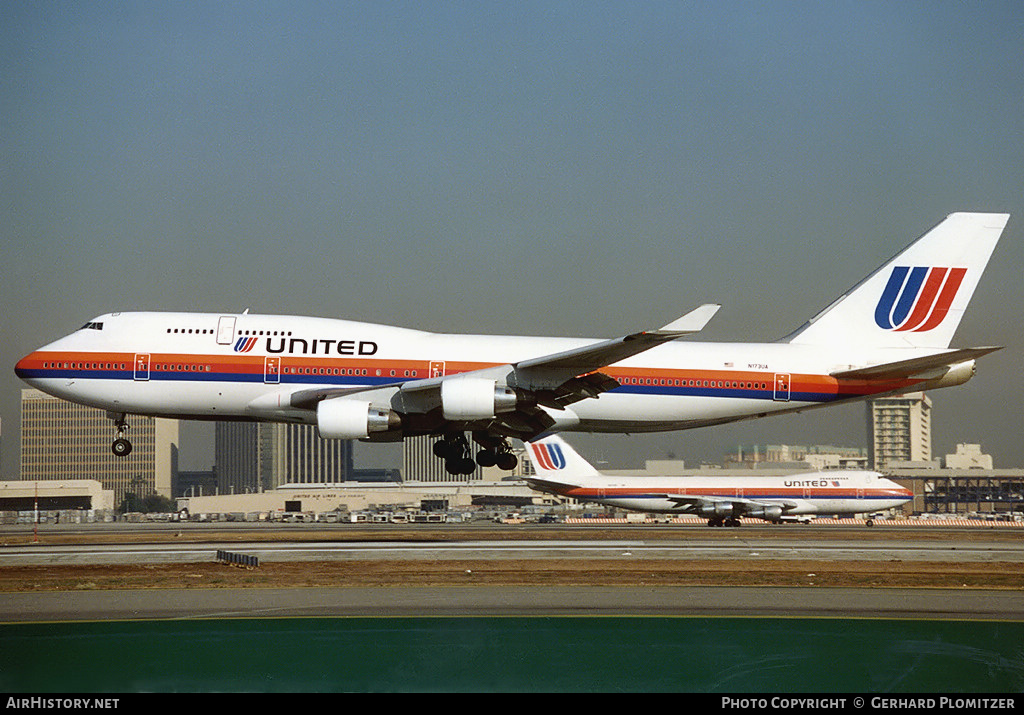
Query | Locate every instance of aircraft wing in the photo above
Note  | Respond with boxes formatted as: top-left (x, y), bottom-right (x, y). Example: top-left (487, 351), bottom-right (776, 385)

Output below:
top-left (663, 494), bottom-right (799, 513)
top-left (514, 304), bottom-right (720, 375)
top-left (287, 305), bottom-right (720, 439)
top-left (830, 346), bottom-right (1001, 380)
top-left (499, 303), bottom-right (720, 411)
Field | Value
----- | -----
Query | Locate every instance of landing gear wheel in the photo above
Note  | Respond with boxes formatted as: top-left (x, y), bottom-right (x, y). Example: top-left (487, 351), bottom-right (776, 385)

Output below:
top-left (471, 432), bottom-right (518, 472)
top-left (445, 457), bottom-right (477, 476)
top-left (109, 413), bottom-right (132, 458)
top-left (495, 451), bottom-right (518, 471)
top-left (439, 433), bottom-right (478, 475)
top-left (112, 438), bottom-right (133, 457)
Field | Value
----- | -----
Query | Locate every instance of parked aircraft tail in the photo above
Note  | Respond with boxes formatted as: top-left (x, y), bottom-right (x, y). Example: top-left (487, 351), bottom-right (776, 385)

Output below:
top-left (526, 435), bottom-right (599, 483)
top-left (784, 212), bottom-right (1009, 350)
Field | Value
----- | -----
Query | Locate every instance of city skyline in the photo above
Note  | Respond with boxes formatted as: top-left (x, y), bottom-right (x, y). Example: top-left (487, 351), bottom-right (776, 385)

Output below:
top-left (4, 3), bottom-right (1023, 476)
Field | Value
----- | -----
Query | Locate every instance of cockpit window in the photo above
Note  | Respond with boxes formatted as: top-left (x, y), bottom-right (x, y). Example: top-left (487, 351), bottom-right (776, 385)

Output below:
top-left (80, 322), bottom-right (104, 331)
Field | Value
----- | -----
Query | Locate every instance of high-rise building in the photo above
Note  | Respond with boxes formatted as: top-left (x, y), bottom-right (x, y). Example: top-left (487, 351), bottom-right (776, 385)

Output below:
top-left (19, 388), bottom-right (178, 505)
top-left (215, 422), bottom-right (354, 493)
top-left (867, 392), bottom-right (932, 470)
top-left (403, 435), bottom-right (482, 482)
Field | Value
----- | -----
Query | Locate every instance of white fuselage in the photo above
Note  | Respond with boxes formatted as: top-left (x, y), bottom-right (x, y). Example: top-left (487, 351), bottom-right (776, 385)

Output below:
top-left (16, 311), bottom-right (957, 437)
top-left (545, 472), bottom-right (912, 516)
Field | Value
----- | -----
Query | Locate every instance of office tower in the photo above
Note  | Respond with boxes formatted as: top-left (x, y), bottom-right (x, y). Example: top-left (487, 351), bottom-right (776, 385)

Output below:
top-left (215, 422), bottom-right (354, 493)
top-left (867, 392), bottom-right (932, 470)
top-left (20, 388), bottom-right (177, 505)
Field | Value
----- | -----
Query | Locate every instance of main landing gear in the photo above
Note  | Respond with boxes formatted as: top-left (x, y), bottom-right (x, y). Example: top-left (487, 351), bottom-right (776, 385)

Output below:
top-left (707, 517), bottom-right (741, 527)
top-left (109, 412), bottom-right (132, 457)
top-left (433, 433), bottom-right (519, 476)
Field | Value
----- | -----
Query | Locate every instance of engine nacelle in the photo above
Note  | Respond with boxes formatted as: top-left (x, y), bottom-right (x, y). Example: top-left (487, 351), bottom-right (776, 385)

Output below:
top-left (748, 505), bottom-right (784, 522)
top-left (697, 502), bottom-right (735, 519)
top-left (441, 378), bottom-right (518, 420)
top-left (317, 398), bottom-right (400, 439)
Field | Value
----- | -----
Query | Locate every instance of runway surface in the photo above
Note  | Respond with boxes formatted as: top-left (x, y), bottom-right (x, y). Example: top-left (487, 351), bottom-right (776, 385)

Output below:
top-left (3, 535), bottom-right (1022, 565)
top-left (3, 584), bottom-right (1024, 622)
top-left (2, 525), bottom-right (1021, 621)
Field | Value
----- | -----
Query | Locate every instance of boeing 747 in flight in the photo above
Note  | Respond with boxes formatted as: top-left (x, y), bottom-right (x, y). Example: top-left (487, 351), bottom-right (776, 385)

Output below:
top-left (16, 212), bottom-right (1009, 475)
top-left (524, 434), bottom-right (913, 526)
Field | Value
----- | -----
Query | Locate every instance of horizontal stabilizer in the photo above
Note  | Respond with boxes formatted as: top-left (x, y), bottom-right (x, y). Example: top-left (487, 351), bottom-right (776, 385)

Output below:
top-left (830, 346), bottom-right (1002, 380)
top-left (523, 477), bottom-right (585, 495)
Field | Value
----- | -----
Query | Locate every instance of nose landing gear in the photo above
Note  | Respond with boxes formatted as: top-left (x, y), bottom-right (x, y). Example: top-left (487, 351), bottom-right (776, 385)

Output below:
top-left (109, 412), bottom-right (133, 457)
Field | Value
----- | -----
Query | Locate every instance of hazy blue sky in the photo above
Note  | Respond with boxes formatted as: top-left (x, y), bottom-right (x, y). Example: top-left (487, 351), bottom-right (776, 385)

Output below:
top-left (3, 2), bottom-right (1023, 475)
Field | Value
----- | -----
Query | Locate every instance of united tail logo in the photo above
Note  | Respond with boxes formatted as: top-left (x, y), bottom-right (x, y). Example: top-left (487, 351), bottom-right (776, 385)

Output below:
top-left (874, 266), bottom-right (967, 332)
top-left (530, 442), bottom-right (567, 470)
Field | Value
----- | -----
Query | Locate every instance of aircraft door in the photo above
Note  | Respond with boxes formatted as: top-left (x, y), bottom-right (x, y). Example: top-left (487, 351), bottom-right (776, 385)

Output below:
top-left (133, 353), bottom-right (150, 381)
top-left (773, 373), bottom-right (791, 402)
top-left (264, 357), bottom-right (281, 384)
top-left (216, 316), bottom-right (237, 345)
top-left (429, 361), bottom-right (445, 378)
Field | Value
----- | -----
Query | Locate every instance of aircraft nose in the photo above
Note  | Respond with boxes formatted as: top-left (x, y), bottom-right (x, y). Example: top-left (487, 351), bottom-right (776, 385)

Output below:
top-left (14, 352), bottom-right (36, 380)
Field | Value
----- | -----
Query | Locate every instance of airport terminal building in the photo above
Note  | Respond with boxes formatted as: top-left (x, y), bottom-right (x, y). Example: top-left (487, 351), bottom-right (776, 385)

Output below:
top-left (9, 388), bottom-right (1021, 521)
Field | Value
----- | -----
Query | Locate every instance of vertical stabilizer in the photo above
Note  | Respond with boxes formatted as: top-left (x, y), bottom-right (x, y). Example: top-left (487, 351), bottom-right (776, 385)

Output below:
top-left (785, 213), bottom-right (1009, 349)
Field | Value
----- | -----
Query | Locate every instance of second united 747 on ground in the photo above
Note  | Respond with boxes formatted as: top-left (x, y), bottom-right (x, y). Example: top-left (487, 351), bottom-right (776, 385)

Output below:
top-left (525, 434), bottom-right (912, 527)
top-left (16, 212), bottom-right (1009, 476)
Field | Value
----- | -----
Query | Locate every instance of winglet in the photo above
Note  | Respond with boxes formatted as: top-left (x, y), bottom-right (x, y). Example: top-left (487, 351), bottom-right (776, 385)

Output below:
top-left (655, 304), bottom-right (721, 335)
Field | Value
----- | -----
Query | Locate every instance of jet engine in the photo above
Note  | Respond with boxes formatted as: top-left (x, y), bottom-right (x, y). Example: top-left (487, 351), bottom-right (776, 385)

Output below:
top-left (697, 502), bottom-right (736, 519)
top-left (441, 378), bottom-right (518, 420)
top-left (747, 505), bottom-right (784, 522)
top-left (317, 398), bottom-right (400, 439)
